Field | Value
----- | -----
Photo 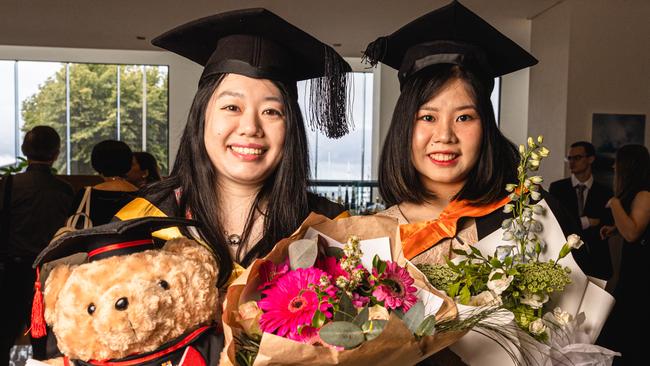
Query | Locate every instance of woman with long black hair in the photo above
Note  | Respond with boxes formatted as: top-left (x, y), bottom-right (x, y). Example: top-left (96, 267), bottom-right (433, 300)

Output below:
top-left (117, 8), bottom-right (350, 288)
top-left (598, 144), bottom-right (650, 365)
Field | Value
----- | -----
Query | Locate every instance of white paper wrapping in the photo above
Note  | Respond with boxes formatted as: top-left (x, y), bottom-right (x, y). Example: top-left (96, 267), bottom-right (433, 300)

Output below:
top-left (449, 199), bottom-right (616, 365)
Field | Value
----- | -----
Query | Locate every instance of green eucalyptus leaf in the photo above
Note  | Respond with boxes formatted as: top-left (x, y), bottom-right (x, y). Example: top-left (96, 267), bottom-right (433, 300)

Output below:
top-left (353, 306), bottom-right (369, 326)
top-left (362, 319), bottom-right (388, 341)
top-left (416, 315), bottom-right (437, 337)
top-left (288, 239), bottom-right (318, 270)
top-left (334, 292), bottom-right (356, 321)
top-left (325, 246), bottom-right (345, 259)
top-left (319, 321), bottom-right (365, 349)
top-left (402, 300), bottom-right (425, 333)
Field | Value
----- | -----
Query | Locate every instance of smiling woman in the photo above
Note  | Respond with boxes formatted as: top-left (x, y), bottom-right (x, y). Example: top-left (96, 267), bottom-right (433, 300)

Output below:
top-left (115, 8), bottom-right (352, 289)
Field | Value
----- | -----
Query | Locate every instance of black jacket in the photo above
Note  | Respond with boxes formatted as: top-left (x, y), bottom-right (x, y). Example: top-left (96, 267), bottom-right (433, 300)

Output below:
top-left (549, 177), bottom-right (613, 279)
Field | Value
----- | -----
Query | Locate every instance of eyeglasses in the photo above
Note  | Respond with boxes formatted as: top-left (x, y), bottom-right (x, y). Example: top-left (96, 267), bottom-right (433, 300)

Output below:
top-left (565, 154), bottom-right (586, 162)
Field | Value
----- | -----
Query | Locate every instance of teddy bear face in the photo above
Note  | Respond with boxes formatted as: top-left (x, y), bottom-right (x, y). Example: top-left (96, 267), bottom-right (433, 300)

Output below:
top-left (45, 239), bottom-right (218, 361)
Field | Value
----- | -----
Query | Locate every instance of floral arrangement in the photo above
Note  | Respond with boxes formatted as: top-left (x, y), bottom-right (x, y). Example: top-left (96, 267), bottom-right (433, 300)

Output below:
top-left (417, 136), bottom-right (585, 341)
top-left (234, 236), bottom-right (438, 364)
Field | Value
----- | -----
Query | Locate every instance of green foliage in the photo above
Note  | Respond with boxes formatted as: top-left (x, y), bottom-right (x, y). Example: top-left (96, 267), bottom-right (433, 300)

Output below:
top-left (288, 238), bottom-right (319, 270)
top-left (21, 64), bottom-right (169, 174)
top-left (0, 157), bottom-right (29, 174)
top-left (319, 321), bottom-right (366, 349)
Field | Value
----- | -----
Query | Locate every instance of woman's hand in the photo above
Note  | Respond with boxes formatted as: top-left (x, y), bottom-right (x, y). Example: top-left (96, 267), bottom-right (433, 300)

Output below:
top-left (600, 225), bottom-right (617, 240)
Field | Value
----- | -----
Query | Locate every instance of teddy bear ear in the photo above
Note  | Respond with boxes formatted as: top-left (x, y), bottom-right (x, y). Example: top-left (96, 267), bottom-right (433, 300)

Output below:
top-left (43, 265), bottom-right (73, 325)
top-left (163, 238), bottom-right (218, 270)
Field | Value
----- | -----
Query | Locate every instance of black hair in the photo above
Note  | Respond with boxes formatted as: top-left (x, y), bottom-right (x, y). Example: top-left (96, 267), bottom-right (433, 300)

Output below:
top-left (379, 64), bottom-right (519, 207)
top-left (570, 141), bottom-right (596, 157)
top-left (133, 152), bottom-right (162, 184)
top-left (21, 125), bottom-right (61, 162)
top-left (614, 144), bottom-right (650, 212)
top-left (91, 140), bottom-right (133, 177)
top-left (143, 74), bottom-right (311, 287)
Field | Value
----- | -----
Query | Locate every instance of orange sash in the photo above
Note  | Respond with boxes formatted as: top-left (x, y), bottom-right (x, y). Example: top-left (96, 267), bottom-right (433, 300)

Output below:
top-left (400, 196), bottom-right (510, 259)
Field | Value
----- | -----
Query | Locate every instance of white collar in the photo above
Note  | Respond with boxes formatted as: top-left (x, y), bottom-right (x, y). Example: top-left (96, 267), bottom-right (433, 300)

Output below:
top-left (571, 174), bottom-right (593, 189)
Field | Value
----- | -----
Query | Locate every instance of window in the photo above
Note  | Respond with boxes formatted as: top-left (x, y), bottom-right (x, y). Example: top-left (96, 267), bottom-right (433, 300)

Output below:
top-left (0, 60), bottom-right (169, 175)
top-left (297, 72), bottom-right (375, 207)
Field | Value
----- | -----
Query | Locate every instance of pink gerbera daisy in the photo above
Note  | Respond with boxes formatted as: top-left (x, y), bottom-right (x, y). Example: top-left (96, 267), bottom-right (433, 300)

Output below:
top-left (258, 268), bottom-right (332, 342)
top-left (372, 261), bottom-right (418, 311)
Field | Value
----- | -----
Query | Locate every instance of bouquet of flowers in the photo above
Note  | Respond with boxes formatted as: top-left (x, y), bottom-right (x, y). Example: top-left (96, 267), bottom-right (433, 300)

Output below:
top-left (417, 136), bottom-right (618, 365)
top-left (220, 215), bottom-right (475, 366)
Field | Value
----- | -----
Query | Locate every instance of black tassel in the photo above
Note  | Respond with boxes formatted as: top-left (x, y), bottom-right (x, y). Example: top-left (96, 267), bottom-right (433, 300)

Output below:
top-left (306, 46), bottom-right (352, 139)
top-left (361, 36), bottom-right (388, 67)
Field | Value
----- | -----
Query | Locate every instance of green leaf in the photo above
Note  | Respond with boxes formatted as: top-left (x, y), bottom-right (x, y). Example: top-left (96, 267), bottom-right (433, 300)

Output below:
top-left (415, 315), bottom-right (437, 337)
top-left (459, 285), bottom-right (471, 305)
top-left (470, 246), bottom-right (483, 257)
top-left (490, 258), bottom-right (502, 268)
top-left (361, 319), bottom-right (388, 341)
top-left (448, 282), bottom-right (460, 297)
top-left (353, 306), bottom-right (369, 326)
top-left (334, 292), bottom-right (356, 322)
top-left (402, 300), bottom-right (425, 333)
top-left (288, 238), bottom-right (318, 270)
top-left (451, 248), bottom-right (469, 256)
top-left (372, 254), bottom-right (388, 275)
top-left (311, 310), bottom-right (327, 329)
top-left (319, 321), bottom-right (365, 349)
top-left (325, 246), bottom-right (344, 259)
top-left (504, 256), bottom-right (513, 267)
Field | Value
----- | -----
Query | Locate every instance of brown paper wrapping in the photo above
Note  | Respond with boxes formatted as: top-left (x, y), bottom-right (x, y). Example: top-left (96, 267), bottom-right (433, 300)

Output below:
top-left (220, 213), bottom-right (466, 366)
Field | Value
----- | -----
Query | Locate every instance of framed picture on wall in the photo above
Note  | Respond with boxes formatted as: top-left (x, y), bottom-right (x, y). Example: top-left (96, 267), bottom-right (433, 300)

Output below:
top-left (591, 113), bottom-right (646, 188)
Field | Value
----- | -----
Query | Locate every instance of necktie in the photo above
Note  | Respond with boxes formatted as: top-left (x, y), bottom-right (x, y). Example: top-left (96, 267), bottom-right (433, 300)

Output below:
top-left (576, 184), bottom-right (586, 216)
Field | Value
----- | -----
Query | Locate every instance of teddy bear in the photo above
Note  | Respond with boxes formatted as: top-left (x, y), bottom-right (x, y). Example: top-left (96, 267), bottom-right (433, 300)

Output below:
top-left (27, 217), bottom-right (222, 366)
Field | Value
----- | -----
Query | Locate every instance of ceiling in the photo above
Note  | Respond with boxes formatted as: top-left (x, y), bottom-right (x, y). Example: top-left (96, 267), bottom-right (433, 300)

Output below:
top-left (1, 0), bottom-right (561, 57)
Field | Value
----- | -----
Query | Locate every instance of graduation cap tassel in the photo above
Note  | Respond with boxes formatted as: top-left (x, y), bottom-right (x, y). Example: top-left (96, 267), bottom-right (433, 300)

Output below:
top-left (308, 46), bottom-right (351, 139)
top-left (30, 267), bottom-right (47, 338)
top-left (361, 36), bottom-right (388, 67)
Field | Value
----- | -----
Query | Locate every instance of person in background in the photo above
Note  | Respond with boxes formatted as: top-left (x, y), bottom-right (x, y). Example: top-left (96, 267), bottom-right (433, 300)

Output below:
top-left (71, 140), bottom-right (138, 226)
top-left (549, 141), bottom-right (613, 280)
top-left (115, 8), bottom-right (351, 290)
top-left (598, 144), bottom-right (649, 365)
top-left (126, 151), bottom-right (162, 188)
top-left (0, 126), bottom-right (74, 364)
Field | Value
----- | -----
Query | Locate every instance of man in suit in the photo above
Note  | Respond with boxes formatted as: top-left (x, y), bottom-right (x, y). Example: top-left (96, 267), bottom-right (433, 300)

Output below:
top-left (0, 126), bottom-right (74, 365)
top-left (549, 141), bottom-right (613, 280)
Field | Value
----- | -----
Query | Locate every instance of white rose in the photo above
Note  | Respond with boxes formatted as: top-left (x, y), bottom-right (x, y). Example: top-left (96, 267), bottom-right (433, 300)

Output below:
top-left (521, 292), bottom-right (549, 309)
top-left (552, 307), bottom-right (573, 326)
top-left (566, 234), bottom-right (584, 249)
top-left (468, 290), bottom-right (502, 307)
top-left (487, 269), bottom-right (514, 295)
top-left (529, 318), bottom-right (547, 335)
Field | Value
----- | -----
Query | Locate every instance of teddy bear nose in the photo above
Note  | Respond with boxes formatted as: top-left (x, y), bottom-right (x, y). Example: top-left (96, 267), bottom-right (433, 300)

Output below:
top-left (115, 297), bottom-right (129, 311)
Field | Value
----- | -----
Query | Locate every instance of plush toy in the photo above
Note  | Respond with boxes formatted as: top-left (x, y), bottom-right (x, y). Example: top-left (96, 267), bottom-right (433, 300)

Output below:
top-left (27, 217), bottom-right (222, 366)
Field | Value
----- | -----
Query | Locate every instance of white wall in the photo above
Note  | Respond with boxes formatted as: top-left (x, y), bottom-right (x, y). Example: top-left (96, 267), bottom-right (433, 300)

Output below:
top-left (528, 0), bottom-right (650, 185)
top-left (528, 0), bottom-right (572, 186)
top-left (0, 45), bottom-right (202, 169)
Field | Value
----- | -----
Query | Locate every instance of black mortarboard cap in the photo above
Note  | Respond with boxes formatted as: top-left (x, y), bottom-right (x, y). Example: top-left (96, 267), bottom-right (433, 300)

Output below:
top-left (34, 216), bottom-right (202, 267)
top-left (363, 0), bottom-right (538, 88)
top-left (152, 8), bottom-right (352, 138)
